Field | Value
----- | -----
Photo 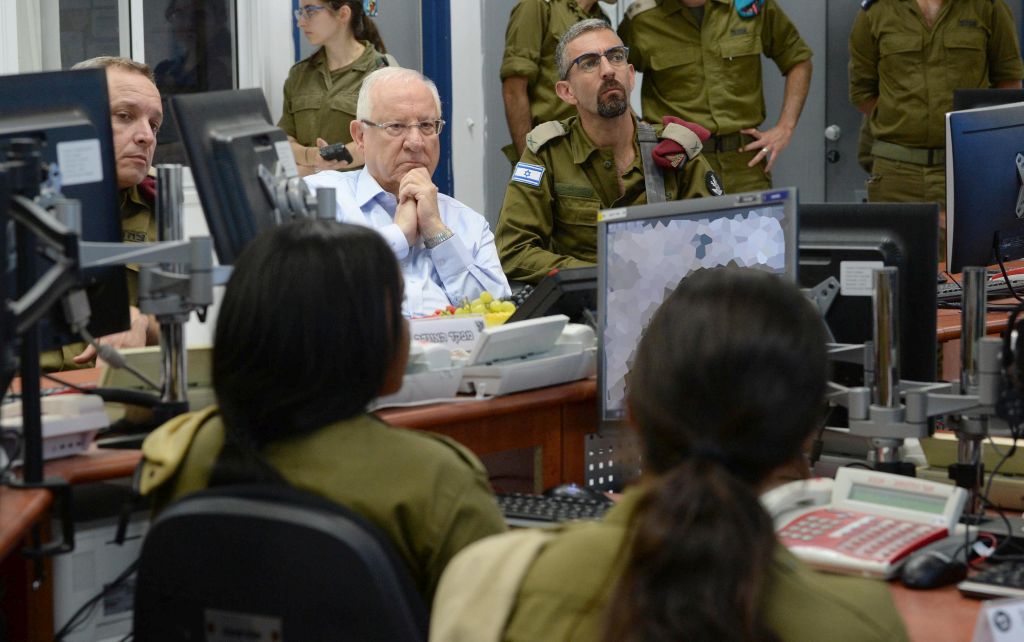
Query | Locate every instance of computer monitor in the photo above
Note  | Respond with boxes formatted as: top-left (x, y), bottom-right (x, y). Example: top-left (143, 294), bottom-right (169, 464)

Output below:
top-left (799, 203), bottom-right (939, 386)
top-left (946, 102), bottom-right (1024, 272)
top-left (952, 88), bottom-right (1024, 111)
top-left (597, 188), bottom-right (798, 424)
top-left (507, 267), bottom-right (596, 324)
top-left (0, 69), bottom-right (129, 351)
top-left (171, 88), bottom-right (296, 264)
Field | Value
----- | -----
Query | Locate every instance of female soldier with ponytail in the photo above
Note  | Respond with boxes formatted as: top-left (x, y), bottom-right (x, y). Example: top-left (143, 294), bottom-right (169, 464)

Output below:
top-left (432, 268), bottom-right (909, 642)
top-left (280, 1), bottom-right (396, 176)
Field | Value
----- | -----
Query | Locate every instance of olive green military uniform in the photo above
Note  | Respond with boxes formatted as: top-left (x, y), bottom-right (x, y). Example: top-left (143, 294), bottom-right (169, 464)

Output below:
top-left (496, 116), bottom-right (720, 284)
top-left (500, 0), bottom-right (608, 160)
top-left (468, 488), bottom-right (908, 641)
top-left (849, 0), bottom-right (1024, 207)
top-left (40, 185), bottom-right (156, 372)
top-left (619, 0), bottom-right (811, 194)
top-left (277, 44), bottom-right (395, 148)
top-left (139, 407), bottom-right (506, 605)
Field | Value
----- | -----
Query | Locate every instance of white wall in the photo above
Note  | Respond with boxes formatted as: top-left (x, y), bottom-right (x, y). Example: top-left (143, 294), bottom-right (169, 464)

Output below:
top-left (450, 2), bottom-right (488, 216)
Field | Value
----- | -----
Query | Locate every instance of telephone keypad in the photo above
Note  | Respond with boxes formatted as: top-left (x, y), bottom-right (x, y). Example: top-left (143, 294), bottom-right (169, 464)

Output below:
top-left (779, 509), bottom-right (946, 562)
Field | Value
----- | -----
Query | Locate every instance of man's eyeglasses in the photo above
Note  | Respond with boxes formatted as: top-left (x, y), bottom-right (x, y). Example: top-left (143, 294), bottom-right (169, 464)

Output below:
top-left (361, 119), bottom-right (446, 137)
top-left (293, 5), bottom-right (327, 21)
top-left (565, 45), bottom-right (630, 78)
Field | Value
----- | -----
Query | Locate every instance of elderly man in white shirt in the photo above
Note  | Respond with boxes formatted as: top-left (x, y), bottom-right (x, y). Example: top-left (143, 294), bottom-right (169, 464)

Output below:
top-left (305, 67), bottom-right (510, 317)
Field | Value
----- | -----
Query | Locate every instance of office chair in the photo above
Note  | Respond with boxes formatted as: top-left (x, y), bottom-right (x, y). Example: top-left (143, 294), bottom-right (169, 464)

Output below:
top-left (133, 483), bottom-right (428, 641)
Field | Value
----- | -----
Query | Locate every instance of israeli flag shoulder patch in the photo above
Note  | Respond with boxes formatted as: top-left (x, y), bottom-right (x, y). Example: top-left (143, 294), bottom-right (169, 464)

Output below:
top-left (512, 162), bottom-right (545, 188)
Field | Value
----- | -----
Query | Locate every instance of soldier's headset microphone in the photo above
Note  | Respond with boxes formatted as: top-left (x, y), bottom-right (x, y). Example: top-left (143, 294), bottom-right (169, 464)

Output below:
top-left (997, 301), bottom-right (1024, 426)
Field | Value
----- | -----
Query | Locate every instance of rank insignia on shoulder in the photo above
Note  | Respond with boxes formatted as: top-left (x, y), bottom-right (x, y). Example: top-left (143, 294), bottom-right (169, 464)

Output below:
top-left (705, 171), bottom-right (724, 196)
top-left (512, 162), bottom-right (545, 187)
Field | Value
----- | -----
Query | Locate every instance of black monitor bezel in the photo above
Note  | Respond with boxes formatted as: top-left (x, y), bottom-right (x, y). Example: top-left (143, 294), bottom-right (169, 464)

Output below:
top-left (799, 202), bottom-right (939, 385)
top-left (0, 68), bottom-right (130, 351)
top-left (171, 88), bottom-right (284, 264)
top-left (946, 102), bottom-right (1024, 272)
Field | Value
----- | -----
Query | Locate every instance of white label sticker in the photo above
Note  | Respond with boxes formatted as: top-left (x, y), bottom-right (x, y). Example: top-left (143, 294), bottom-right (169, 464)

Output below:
top-left (410, 315), bottom-right (485, 350)
top-left (599, 207), bottom-right (627, 222)
top-left (274, 140), bottom-right (299, 178)
top-left (839, 261), bottom-right (885, 297)
top-left (973, 597), bottom-right (1024, 642)
top-left (205, 608), bottom-right (281, 642)
top-left (55, 139), bottom-right (103, 186)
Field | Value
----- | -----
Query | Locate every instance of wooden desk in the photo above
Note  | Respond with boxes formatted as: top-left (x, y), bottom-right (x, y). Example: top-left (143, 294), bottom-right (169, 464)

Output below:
top-left (890, 583), bottom-right (980, 641)
top-left (379, 379), bottom-right (597, 489)
top-left (2, 378), bottom-right (1005, 641)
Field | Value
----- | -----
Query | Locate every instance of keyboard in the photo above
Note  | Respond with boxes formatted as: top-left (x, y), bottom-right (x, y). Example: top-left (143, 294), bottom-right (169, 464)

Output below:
top-left (937, 273), bottom-right (1024, 303)
top-left (496, 492), bottom-right (611, 528)
top-left (959, 562), bottom-right (1024, 599)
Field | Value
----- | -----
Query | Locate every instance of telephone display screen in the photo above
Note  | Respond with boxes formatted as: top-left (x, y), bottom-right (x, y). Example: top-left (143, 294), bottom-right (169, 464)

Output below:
top-left (848, 483), bottom-right (947, 515)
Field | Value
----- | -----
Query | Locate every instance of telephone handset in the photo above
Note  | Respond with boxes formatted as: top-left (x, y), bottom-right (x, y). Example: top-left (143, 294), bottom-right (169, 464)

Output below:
top-left (761, 467), bottom-right (968, 579)
top-left (761, 477), bottom-right (836, 522)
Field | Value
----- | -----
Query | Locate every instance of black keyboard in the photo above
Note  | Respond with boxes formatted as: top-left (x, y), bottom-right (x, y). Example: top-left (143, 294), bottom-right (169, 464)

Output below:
top-left (959, 562), bottom-right (1024, 599)
top-left (496, 492), bottom-right (611, 528)
top-left (937, 274), bottom-right (1024, 303)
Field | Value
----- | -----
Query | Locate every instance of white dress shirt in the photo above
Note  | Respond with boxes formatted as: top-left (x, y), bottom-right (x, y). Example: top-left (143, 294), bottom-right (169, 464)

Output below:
top-left (305, 168), bottom-right (510, 317)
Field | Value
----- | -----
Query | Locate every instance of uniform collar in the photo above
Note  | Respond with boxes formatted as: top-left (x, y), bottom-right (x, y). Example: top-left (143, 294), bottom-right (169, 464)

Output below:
top-left (568, 114), bottom-right (644, 170)
top-left (568, 0), bottom-right (606, 18)
top-left (119, 184), bottom-right (147, 215)
top-left (659, 0), bottom-right (685, 16)
top-left (600, 485), bottom-right (646, 525)
top-left (313, 42), bottom-right (380, 75)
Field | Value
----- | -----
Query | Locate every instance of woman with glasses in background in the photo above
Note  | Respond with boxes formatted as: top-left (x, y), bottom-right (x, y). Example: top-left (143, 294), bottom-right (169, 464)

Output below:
top-left (280, 0), bottom-right (396, 176)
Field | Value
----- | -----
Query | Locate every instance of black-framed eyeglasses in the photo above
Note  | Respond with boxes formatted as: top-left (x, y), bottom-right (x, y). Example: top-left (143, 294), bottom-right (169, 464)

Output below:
top-left (293, 5), bottom-right (327, 21)
top-left (565, 45), bottom-right (630, 78)
top-left (360, 119), bottom-right (446, 137)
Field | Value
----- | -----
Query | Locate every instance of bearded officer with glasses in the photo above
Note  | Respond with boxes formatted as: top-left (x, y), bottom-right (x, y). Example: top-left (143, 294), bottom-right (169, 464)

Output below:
top-left (305, 67), bottom-right (510, 317)
top-left (497, 19), bottom-right (721, 285)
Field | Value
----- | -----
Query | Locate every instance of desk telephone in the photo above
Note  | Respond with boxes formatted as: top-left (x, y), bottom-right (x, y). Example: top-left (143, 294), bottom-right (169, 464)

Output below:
top-left (372, 316), bottom-right (597, 408)
top-left (762, 467), bottom-right (968, 579)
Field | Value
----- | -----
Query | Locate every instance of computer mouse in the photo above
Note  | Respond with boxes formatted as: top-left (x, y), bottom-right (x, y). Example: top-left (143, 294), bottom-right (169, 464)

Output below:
top-left (900, 551), bottom-right (968, 590)
top-left (543, 483), bottom-right (614, 505)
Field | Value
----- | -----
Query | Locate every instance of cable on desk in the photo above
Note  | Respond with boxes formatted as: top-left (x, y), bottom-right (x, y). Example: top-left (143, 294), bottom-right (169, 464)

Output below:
top-left (40, 372), bottom-right (92, 395)
top-left (994, 254), bottom-right (1024, 304)
top-left (54, 558), bottom-right (138, 641)
top-left (975, 419), bottom-right (1024, 562)
top-left (0, 428), bottom-right (21, 481)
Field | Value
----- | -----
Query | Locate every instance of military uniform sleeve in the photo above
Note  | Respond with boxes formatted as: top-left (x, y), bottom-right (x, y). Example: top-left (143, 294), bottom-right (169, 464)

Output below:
top-left (677, 154), bottom-right (718, 199)
top-left (422, 438), bottom-right (507, 604)
top-left (496, 147), bottom-right (594, 284)
top-left (276, 69), bottom-right (297, 138)
top-left (988, 1), bottom-right (1024, 85)
top-left (761, 0), bottom-right (813, 75)
top-left (500, 0), bottom-right (548, 82)
top-left (848, 10), bottom-right (879, 107)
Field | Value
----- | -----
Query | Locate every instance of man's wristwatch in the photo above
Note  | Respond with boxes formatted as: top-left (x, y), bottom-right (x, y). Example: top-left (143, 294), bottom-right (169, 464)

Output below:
top-left (423, 226), bottom-right (454, 249)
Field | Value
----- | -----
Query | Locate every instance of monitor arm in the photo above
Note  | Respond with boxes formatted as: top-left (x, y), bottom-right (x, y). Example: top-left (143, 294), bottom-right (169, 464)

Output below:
top-left (827, 266), bottom-right (1008, 522)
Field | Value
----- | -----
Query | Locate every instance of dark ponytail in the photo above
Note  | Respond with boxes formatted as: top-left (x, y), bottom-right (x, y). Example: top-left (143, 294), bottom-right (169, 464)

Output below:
top-left (604, 460), bottom-right (780, 642)
top-left (329, 0), bottom-right (388, 54)
top-left (604, 268), bottom-right (829, 642)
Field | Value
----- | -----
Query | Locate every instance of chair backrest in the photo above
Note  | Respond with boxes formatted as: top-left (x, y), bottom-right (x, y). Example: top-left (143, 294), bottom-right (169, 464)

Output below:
top-left (133, 484), bottom-right (428, 642)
